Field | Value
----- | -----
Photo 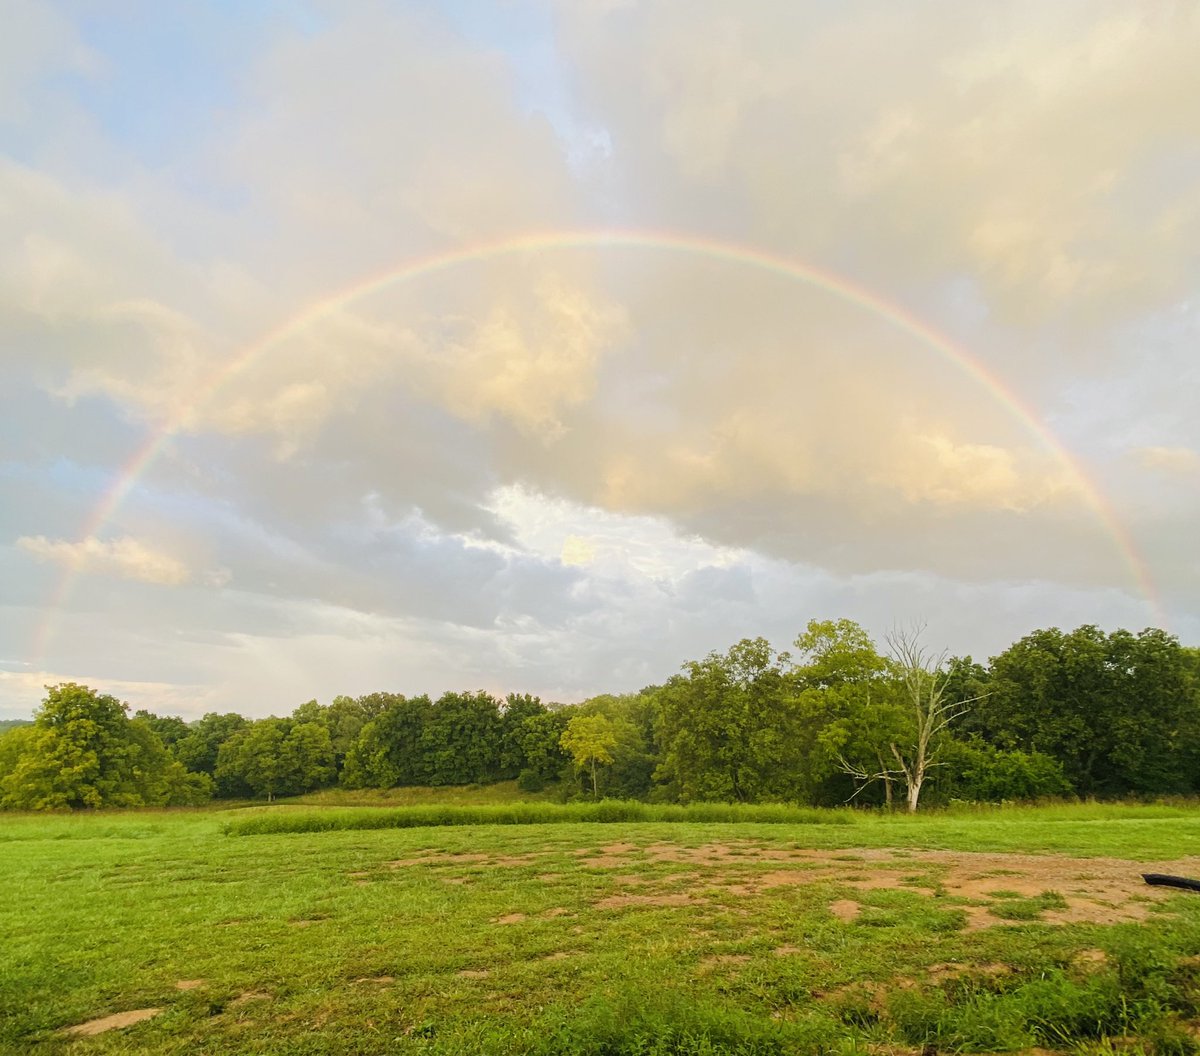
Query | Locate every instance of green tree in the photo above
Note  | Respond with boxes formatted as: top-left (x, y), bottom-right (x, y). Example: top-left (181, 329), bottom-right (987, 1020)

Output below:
top-left (289, 697), bottom-right (371, 776)
top-left (560, 714), bottom-right (617, 799)
top-left (133, 710), bottom-right (190, 748)
top-left (793, 619), bottom-right (886, 689)
top-left (981, 626), bottom-right (1197, 796)
top-left (932, 738), bottom-right (1072, 803)
top-left (421, 691), bottom-right (503, 785)
top-left (577, 691), bottom-right (660, 799)
top-left (498, 693), bottom-right (548, 778)
top-left (325, 696), bottom-right (374, 772)
top-left (341, 695), bottom-right (432, 788)
top-left (173, 712), bottom-right (250, 792)
top-left (281, 721), bottom-right (335, 793)
top-left (215, 718), bottom-right (336, 801)
top-left (216, 719), bottom-right (290, 802)
top-left (512, 711), bottom-right (569, 791)
top-left (0, 724), bottom-right (38, 779)
top-left (654, 638), bottom-right (794, 802)
top-left (0, 684), bottom-right (211, 810)
top-left (790, 619), bottom-right (889, 805)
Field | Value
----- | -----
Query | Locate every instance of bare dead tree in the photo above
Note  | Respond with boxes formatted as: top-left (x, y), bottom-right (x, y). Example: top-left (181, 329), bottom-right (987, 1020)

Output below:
top-left (838, 624), bottom-right (981, 812)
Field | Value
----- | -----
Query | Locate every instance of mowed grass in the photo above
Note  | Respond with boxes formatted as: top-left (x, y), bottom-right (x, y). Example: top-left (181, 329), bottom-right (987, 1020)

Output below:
top-left (4, 803), bottom-right (1200, 1055)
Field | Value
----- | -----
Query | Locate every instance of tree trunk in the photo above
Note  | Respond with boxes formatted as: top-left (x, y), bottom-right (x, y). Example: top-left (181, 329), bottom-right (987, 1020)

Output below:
top-left (876, 751), bottom-right (893, 809)
top-left (591, 758), bottom-right (598, 800)
top-left (905, 775), bottom-right (922, 813)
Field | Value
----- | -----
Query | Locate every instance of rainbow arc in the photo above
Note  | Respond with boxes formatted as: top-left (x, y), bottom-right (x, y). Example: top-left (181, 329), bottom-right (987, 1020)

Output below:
top-left (27, 229), bottom-right (1165, 666)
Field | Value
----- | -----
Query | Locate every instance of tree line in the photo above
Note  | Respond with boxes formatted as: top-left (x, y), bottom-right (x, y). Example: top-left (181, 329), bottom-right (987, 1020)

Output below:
top-left (1, 621), bottom-right (1197, 811)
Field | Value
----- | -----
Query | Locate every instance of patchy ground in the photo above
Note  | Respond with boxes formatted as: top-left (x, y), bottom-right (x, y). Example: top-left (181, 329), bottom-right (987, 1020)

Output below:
top-left (365, 838), bottom-right (1194, 930)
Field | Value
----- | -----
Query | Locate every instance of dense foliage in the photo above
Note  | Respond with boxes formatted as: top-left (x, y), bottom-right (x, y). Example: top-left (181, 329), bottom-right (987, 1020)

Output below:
top-left (1, 622), bottom-right (1197, 810)
top-left (0, 684), bottom-right (211, 810)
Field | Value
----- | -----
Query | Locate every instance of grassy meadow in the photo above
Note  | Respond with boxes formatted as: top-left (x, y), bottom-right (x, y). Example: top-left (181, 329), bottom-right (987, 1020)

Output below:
top-left (5, 799), bottom-right (1200, 1055)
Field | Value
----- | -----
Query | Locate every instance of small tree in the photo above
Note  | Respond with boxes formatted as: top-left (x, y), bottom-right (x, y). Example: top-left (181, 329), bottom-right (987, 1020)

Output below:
top-left (560, 714), bottom-right (617, 800)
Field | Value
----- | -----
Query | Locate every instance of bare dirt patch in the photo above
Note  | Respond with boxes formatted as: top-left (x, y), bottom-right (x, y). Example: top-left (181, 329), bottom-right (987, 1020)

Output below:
top-left (63, 1009), bottom-right (162, 1036)
top-left (926, 961), bottom-right (1010, 982)
top-left (490, 853), bottom-right (546, 866)
top-left (386, 852), bottom-right (489, 869)
top-left (577, 840), bottom-right (641, 866)
top-left (354, 976), bottom-right (395, 984)
top-left (758, 869), bottom-right (818, 888)
top-left (492, 913), bottom-right (526, 925)
top-left (612, 873), bottom-right (650, 886)
top-left (602, 841), bottom-right (639, 855)
top-left (230, 991), bottom-right (271, 1007)
top-left (594, 892), bottom-right (698, 910)
top-left (174, 979), bottom-right (205, 991)
top-left (1074, 948), bottom-right (1108, 967)
top-left (829, 899), bottom-right (861, 922)
top-left (458, 969), bottom-right (490, 978)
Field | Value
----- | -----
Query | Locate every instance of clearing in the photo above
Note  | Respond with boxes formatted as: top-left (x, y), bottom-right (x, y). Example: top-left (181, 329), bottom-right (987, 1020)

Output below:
top-left (3, 802), bottom-right (1200, 1054)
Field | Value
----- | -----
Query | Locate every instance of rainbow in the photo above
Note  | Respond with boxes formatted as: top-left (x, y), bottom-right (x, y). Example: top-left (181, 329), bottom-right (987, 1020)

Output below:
top-left (28, 228), bottom-right (1165, 664)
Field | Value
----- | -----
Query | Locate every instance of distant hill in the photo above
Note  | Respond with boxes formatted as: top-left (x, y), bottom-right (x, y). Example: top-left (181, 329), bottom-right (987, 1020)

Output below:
top-left (0, 719), bottom-right (33, 734)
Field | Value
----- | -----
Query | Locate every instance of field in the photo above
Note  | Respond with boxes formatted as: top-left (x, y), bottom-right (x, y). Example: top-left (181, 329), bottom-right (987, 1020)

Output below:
top-left (5, 802), bottom-right (1200, 1055)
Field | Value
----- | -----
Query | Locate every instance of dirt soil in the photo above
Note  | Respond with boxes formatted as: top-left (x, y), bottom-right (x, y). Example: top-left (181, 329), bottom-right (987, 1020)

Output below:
top-left (63, 1009), bottom-right (162, 1036)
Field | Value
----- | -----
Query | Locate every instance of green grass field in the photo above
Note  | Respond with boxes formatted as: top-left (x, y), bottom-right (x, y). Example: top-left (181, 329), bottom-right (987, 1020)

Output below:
top-left (5, 801), bottom-right (1200, 1055)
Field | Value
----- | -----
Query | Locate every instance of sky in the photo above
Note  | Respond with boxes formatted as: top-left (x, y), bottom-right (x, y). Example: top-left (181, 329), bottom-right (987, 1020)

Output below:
top-left (2, 1), bottom-right (1198, 720)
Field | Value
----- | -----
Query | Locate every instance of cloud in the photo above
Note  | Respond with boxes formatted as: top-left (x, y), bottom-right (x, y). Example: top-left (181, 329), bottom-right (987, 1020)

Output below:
top-left (1136, 446), bottom-right (1200, 476)
top-left (440, 275), bottom-right (628, 440)
top-left (17, 535), bottom-right (192, 586)
top-left (558, 2), bottom-right (1200, 326)
top-left (884, 433), bottom-right (1075, 510)
top-left (561, 535), bottom-right (597, 566)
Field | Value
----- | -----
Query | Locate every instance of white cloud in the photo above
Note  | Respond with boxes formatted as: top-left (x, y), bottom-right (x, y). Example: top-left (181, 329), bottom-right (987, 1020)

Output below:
top-left (17, 535), bottom-right (192, 586)
top-left (1136, 446), bottom-right (1200, 476)
top-left (560, 535), bottom-right (597, 567)
top-left (884, 433), bottom-right (1075, 510)
top-left (439, 274), bottom-right (628, 440)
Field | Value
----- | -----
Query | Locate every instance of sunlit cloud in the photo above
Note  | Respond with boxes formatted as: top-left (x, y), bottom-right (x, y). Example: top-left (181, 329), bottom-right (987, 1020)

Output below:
top-left (17, 536), bottom-right (192, 586)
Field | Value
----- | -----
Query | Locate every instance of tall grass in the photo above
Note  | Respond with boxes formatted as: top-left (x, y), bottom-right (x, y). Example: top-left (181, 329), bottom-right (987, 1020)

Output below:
top-left (224, 799), bottom-right (858, 836)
